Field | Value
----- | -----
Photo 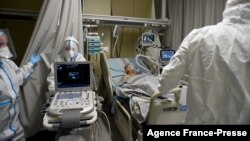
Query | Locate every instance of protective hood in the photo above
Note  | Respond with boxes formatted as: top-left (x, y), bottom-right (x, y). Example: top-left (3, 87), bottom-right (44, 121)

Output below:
top-left (223, 0), bottom-right (250, 24)
top-left (0, 29), bottom-right (17, 60)
top-left (64, 36), bottom-right (79, 50)
top-left (63, 36), bottom-right (79, 61)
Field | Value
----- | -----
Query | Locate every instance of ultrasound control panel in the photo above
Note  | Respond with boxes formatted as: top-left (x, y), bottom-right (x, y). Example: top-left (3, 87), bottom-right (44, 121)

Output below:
top-left (48, 90), bottom-right (95, 116)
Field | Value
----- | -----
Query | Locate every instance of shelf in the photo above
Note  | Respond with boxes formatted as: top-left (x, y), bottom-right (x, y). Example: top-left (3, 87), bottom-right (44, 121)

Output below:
top-left (0, 8), bottom-right (171, 29)
top-left (82, 14), bottom-right (171, 29)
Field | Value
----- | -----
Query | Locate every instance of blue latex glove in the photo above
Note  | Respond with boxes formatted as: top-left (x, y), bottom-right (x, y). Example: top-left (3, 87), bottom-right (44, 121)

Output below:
top-left (29, 54), bottom-right (41, 65)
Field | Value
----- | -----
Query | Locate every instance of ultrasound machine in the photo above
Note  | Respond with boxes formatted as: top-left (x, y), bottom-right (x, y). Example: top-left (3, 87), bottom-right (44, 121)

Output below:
top-left (43, 61), bottom-right (98, 141)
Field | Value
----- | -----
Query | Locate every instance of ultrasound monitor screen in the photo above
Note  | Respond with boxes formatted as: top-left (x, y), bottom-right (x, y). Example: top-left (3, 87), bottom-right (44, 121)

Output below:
top-left (55, 63), bottom-right (91, 90)
top-left (160, 50), bottom-right (175, 61)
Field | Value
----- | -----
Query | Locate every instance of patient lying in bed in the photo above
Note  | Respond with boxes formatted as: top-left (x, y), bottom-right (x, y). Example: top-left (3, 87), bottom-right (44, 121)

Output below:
top-left (121, 63), bottom-right (137, 83)
top-left (116, 63), bottom-right (175, 123)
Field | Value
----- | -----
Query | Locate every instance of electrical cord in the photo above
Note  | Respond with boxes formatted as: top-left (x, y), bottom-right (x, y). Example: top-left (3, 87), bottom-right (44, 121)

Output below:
top-left (99, 111), bottom-right (112, 141)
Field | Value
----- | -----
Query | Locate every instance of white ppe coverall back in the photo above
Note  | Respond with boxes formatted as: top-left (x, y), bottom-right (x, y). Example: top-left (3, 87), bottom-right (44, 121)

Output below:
top-left (0, 59), bottom-right (34, 141)
top-left (158, 0), bottom-right (250, 124)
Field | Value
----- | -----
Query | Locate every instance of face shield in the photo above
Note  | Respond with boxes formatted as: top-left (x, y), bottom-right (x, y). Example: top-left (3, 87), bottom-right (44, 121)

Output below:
top-left (0, 29), bottom-right (17, 59)
top-left (63, 36), bottom-right (79, 61)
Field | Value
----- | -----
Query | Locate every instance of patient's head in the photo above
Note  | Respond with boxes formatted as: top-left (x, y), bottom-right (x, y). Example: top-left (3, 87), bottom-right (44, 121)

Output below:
top-left (124, 63), bottom-right (136, 75)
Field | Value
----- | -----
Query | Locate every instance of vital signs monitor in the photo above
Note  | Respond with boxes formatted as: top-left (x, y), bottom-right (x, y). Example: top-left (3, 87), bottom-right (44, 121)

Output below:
top-left (160, 49), bottom-right (175, 66)
top-left (141, 32), bottom-right (156, 46)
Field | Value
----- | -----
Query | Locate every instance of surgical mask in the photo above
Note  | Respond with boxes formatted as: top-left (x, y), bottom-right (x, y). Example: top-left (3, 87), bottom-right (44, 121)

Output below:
top-left (65, 50), bottom-right (76, 61)
top-left (0, 46), bottom-right (13, 59)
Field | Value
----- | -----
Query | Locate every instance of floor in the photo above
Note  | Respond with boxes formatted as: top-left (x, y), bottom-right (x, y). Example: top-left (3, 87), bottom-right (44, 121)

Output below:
top-left (26, 103), bottom-right (125, 141)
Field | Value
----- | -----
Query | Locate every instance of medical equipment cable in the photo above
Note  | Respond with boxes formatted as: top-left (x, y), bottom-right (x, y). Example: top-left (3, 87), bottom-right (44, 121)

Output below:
top-left (112, 25), bottom-right (120, 57)
top-left (112, 37), bottom-right (118, 57)
top-left (135, 53), bottom-right (162, 73)
top-left (135, 54), bottom-right (150, 72)
top-left (91, 64), bottom-right (112, 140)
top-left (91, 123), bottom-right (96, 141)
top-left (118, 27), bottom-right (124, 57)
top-left (92, 119), bottom-right (106, 141)
top-left (156, 45), bottom-right (160, 76)
top-left (97, 120), bottom-right (105, 141)
top-left (100, 110), bottom-right (112, 140)
top-left (92, 123), bottom-right (96, 141)
top-left (94, 121), bottom-right (101, 141)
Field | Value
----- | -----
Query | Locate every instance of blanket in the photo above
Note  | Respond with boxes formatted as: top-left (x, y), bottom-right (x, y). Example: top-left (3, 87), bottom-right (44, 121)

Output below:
top-left (115, 73), bottom-right (175, 124)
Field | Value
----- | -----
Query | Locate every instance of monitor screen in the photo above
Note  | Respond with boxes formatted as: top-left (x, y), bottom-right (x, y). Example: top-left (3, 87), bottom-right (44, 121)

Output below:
top-left (54, 62), bottom-right (92, 91)
top-left (141, 32), bottom-right (156, 46)
top-left (160, 49), bottom-right (175, 61)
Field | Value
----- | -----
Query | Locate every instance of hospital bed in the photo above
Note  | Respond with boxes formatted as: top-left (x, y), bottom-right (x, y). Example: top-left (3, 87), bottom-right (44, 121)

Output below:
top-left (100, 52), bottom-right (186, 141)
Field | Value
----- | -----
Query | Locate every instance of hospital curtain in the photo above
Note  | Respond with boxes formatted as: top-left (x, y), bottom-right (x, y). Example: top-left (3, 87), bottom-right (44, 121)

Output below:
top-left (156, 0), bottom-right (227, 50)
top-left (19, 0), bottom-right (83, 137)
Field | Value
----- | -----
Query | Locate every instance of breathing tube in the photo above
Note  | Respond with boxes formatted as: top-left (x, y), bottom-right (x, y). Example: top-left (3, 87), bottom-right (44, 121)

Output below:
top-left (135, 53), bottom-right (162, 74)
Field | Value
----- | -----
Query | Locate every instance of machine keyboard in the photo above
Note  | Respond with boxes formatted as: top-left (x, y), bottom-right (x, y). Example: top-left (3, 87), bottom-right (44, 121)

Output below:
top-left (48, 90), bottom-right (95, 116)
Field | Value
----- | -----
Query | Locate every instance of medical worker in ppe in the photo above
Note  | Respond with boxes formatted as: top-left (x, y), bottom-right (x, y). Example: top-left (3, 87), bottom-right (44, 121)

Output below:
top-left (0, 31), bottom-right (41, 141)
top-left (47, 36), bottom-right (86, 92)
top-left (158, 0), bottom-right (250, 124)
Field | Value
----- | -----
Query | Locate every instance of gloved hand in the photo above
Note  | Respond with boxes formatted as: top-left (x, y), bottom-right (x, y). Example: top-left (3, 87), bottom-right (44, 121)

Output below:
top-left (29, 54), bottom-right (41, 65)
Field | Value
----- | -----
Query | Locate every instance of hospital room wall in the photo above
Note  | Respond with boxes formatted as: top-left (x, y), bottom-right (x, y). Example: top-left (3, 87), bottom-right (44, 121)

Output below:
top-left (0, 0), bottom-right (43, 65)
top-left (0, 0), bottom-right (154, 64)
top-left (83, 0), bottom-right (154, 97)
top-left (84, 0), bottom-right (154, 58)
top-left (111, 0), bottom-right (154, 58)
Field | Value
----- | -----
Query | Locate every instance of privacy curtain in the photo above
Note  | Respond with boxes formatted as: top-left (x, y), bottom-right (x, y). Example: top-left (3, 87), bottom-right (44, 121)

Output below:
top-left (156, 0), bottom-right (227, 50)
top-left (19, 0), bottom-right (83, 137)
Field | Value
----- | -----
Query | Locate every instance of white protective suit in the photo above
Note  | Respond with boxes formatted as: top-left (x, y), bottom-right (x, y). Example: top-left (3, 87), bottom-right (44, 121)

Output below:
top-left (0, 31), bottom-right (40, 141)
top-left (47, 36), bottom-right (86, 92)
top-left (0, 59), bottom-right (35, 141)
top-left (158, 0), bottom-right (250, 124)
